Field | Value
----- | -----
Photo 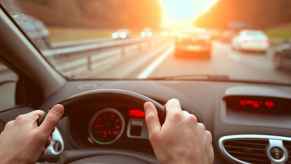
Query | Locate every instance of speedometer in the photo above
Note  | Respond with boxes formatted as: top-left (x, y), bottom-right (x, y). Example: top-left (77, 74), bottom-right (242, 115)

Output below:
top-left (88, 108), bottom-right (125, 145)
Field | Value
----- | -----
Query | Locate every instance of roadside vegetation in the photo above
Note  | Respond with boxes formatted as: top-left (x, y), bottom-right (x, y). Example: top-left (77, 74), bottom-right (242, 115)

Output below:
top-left (48, 27), bottom-right (113, 44)
top-left (265, 24), bottom-right (291, 44)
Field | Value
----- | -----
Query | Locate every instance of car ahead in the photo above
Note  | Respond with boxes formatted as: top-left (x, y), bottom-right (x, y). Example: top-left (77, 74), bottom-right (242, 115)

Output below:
top-left (175, 30), bottom-right (212, 59)
top-left (273, 42), bottom-right (291, 71)
top-left (232, 30), bottom-right (270, 53)
top-left (12, 13), bottom-right (50, 49)
top-left (112, 29), bottom-right (130, 40)
top-left (140, 28), bottom-right (153, 38)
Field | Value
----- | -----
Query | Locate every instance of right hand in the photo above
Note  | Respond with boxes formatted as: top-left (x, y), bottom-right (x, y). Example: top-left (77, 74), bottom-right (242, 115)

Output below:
top-left (144, 99), bottom-right (214, 164)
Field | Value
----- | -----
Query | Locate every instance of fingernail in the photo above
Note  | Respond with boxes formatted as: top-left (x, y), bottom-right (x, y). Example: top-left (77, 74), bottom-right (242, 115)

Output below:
top-left (144, 102), bottom-right (152, 112)
top-left (168, 98), bottom-right (179, 105)
top-left (145, 101), bottom-right (154, 107)
top-left (54, 104), bottom-right (64, 109)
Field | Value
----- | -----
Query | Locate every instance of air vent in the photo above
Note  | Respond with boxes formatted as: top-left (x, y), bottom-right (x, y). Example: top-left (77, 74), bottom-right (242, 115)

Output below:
top-left (223, 139), bottom-right (269, 163)
top-left (219, 135), bottom-right (291, 164)
top-left (284, 141), bottom-right (291, 164)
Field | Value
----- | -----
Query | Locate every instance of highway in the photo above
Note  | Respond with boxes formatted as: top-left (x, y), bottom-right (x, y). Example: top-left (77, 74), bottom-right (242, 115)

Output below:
top-left (146, 41), bottom-right (291, 84)
top-left (66, 39), bottom-right (291, 84)
top-left (1, 38), bottom-right (291, 85)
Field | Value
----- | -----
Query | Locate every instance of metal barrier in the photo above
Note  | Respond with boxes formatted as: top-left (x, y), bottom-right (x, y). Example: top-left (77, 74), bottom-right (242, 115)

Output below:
top-left (0, 37), bottom-right (166, 78)
top-left (43, 37), bottom-right (152, 57)
top-left (43, 37), bottom-right (164, 76)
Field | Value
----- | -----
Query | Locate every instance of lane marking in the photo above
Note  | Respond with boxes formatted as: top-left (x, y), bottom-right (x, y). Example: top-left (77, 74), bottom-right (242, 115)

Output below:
top-left (228, 53), bottom-right (241, 62)
top-left (118, 44), bottom-right (170, 77)
top-left (137, 46), bottom-right (174, 79)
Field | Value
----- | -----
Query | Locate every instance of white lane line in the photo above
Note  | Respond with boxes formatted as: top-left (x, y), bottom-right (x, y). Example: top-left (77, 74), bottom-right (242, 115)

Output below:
top-left (137, 46), bottom-right (174, 79)
top-left (228, 53), bottom-right (241, 62)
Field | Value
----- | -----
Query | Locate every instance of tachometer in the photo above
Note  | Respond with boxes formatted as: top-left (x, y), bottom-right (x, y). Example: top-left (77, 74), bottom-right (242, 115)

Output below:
top-left (88, 108), bottom-right (125, 145)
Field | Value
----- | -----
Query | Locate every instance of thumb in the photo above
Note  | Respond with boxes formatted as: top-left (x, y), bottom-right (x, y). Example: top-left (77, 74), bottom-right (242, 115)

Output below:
top-left (39, 104), bottom-right (64, 136)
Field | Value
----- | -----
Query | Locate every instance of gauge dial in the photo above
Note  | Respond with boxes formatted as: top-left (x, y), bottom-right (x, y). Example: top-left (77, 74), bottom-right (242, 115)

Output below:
top-left (88, 108), bottom-right (125, 145)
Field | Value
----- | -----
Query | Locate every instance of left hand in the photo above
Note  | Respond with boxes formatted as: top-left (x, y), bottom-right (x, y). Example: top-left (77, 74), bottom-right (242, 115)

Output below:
top-left (0, 104), bottom-right (64, 164)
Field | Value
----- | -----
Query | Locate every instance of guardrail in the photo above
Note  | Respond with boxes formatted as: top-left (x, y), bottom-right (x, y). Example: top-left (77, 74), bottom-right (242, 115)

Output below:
top-left (44, 37), bottom-right (164, 76)
top-left (43, 37), bottom-right (152, 57)
top-left (0, 36), bottom-right (165, 78)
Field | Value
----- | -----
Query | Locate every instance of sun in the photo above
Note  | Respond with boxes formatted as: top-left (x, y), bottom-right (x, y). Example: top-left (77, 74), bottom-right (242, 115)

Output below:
top-left (161, 0), bottom-right (218, 27)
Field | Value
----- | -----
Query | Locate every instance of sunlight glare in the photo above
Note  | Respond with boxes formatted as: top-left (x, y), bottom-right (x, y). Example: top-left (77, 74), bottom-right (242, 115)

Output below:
top-left (161, 0), bottom-right (218, 27)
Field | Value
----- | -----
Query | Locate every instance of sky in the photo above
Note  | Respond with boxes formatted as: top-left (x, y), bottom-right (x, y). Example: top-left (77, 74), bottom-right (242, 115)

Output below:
top-left (161, 0), bottom-right (218, 27)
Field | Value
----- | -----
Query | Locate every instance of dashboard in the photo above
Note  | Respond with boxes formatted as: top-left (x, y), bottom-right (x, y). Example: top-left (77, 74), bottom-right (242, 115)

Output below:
top-left (1, 80), bottom-right (291, 163)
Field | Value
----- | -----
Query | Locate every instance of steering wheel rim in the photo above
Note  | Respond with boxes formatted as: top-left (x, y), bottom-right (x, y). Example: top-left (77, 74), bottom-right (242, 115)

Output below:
top-left (55, 89), bottom-right (165, 164)
top-left (59, 89), bottom-right (166, 121)
top-left (59, 149), bottom-right (158, 164)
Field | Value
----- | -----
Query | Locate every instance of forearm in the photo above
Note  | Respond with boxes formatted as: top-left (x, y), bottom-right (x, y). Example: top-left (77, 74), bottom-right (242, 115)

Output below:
top-left (0, 153), bottom-right (32, 164)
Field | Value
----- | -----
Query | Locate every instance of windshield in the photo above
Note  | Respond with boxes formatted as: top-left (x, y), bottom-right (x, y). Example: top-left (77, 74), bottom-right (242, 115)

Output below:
top-left (1, 0), bottom-right (291, 84)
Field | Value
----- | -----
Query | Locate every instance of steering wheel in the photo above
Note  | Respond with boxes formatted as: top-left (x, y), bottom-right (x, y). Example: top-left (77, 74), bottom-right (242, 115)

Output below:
top-left (47, 89), bottom-right (166, 164)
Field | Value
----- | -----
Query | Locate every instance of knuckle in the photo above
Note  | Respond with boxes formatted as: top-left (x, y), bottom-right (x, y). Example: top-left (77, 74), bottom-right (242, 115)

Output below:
top-left (15, 114), bottom-right (25, 122)
top-left (149, 132), bottom-right (160, 143)
top-left (34, 110), bottom-right (45, 116)
top-left (31, 130), bottom-right (47, 142)
top-left (46, 114), bottom-right (58, 125)
top-left (5, 120), bottom-right (14, 127)
top-left (173, 111), bottom-right (182, 121)
top-left (197, 123), bottom-right (206, 131)
top-left (185, 114), bottom-right (197, 124)
top-left (145, 112), bottom-right (156, 123)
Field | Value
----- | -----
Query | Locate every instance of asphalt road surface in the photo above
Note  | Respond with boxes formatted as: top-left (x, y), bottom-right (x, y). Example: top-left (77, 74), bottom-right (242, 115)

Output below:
top-left (143, 41), bottom-right (291, 84)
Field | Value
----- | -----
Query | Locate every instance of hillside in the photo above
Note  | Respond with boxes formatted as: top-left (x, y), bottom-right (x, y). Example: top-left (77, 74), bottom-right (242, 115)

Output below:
top-left (195, 0), bottom-right (291, 29)
top-left (4, 0), bottom-right (161, 30)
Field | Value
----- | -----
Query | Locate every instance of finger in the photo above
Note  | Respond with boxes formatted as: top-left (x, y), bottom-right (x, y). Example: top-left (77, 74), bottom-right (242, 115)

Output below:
top-left (205, 131), bottom-right (214, 164)
top-left (205, 130), bottom-right (213, 145)
top-left (197, 123), bottom-right (206, 131)
top-left (165, 99), bottom-right (182, 123)
top-left (4, 120), bottom-right (15, 129)
top-left (39, 104), bottom-right (64, 136)
top-left (24, 110), bottom-right (45, 125)
top-left (144, 102), bottom-right (161, 139)
top-left (182, 111), bottom-right (190, 118)
top-left (24, 110), bottom-right (45, 119)
top-left (15, 110), bottom-right (45, 126)
top-left (208, 145), bottom-right (215, 163)
top-left (182, 111), bottom-right (198, 126)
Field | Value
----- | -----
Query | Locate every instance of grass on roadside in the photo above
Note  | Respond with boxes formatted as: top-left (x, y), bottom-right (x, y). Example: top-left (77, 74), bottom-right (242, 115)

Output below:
top-left (48, 27), bottom-right (113, 44)
top-left (265, 24), bottom-right (291, 44)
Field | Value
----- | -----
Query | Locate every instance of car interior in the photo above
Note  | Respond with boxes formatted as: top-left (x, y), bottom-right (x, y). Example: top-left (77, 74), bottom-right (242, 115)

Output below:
top-left (0, 2), bottom-right (291, 164)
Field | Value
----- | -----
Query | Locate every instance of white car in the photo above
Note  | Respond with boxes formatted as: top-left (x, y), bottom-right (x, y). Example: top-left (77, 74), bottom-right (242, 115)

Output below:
top-left (140, 28), bottom-right (153, 38)
top-left (112, 29), bottom-right (130, 40)
top-left (232, 30), bottom-right (270, 52)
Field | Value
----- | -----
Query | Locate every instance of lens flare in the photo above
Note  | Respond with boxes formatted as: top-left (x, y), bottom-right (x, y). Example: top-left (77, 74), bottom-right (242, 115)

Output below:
top-left (161, 0), bottom-right (218, 27)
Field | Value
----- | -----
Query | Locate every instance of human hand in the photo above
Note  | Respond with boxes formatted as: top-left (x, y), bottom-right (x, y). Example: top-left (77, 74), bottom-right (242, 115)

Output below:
top-left (144, 99), bottom-right (214, 164)
top-left (0, 104), bottom-right (64, 164)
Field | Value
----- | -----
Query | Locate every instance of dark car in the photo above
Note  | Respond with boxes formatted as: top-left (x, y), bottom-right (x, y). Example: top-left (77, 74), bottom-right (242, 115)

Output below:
top-left (12, 13), bottom-right (50, 49)
top-left (175, 30), bottom-right (212, 59)
top-left (273, 42), bottom-right (291, 71)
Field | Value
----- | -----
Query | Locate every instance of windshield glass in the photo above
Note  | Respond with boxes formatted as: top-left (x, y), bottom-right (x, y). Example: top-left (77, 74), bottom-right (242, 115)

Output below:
top-left (1, 0), bottom-right (291, 84)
